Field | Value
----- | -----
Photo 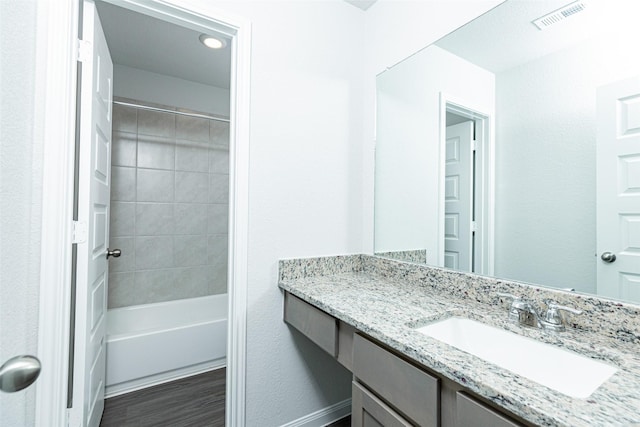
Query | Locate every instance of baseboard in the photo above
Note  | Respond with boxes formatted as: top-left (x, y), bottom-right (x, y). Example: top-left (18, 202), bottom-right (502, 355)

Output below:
top-left (105, 358), bottom-right (226, 398)
top-left (280, 399), bottom-right (352, 427)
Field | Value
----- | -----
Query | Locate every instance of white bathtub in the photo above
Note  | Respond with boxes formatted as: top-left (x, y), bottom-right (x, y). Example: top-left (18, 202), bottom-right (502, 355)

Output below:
top-left (105, 294), bottom-right (227, 397)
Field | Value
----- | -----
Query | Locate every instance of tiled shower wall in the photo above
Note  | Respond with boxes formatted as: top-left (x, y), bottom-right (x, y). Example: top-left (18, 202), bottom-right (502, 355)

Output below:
top-left (108, 99), bottom-right (229, 309)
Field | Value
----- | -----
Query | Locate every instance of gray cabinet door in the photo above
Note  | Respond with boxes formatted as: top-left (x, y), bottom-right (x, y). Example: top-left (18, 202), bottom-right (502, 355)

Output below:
top-left (353, 334), bottom-right (439, 426)
top-left (456, 392), bottom-right (523, 427)
top-left (352, 382), bottom-right (413, 427)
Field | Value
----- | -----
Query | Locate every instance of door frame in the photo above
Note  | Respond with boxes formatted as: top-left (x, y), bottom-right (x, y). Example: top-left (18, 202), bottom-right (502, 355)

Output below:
top-left (438, 92), bottom-right (494, 276)
top-left (35, 1), bottom-right (251, 426)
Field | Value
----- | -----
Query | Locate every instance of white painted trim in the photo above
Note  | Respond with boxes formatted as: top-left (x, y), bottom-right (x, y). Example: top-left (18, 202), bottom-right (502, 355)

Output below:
top-left (35, 1), bottom-right (80, 426)
top-left (35, 1), bottom-right (251, 425)
top-left (105, 360), bottom-right (226, 399)
top-left (438, 95), bottom-right (446, 268)
top-left (226, 18), bottom-right (252, 427)
top-left (280, 399), bottom-right (352, 427)
top-left (486, 107), bottom-right (496, 277)
top-left (438, 92), bottom-right (495, 276)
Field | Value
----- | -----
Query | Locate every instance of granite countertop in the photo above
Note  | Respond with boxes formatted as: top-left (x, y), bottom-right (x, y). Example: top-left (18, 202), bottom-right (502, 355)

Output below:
top-left (278, 255), bottom-right (640, 427)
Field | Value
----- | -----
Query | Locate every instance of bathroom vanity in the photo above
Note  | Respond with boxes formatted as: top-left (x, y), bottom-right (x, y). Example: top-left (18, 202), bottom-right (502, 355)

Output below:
top-left (286, 291), bottom-right (525, 426)
top-left (279, 255), bottom-right (640, 427)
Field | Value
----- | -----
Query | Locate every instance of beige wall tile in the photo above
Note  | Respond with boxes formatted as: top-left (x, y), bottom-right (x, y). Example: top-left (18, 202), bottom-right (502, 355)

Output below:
top-left (108, 102), bottom-right (230, 308)
top-left (137, 108), bottom-right (176, 138)
top-left (113, 104), bottom-right (137, 133)
top-left (176, 115), bottom-right (209, 142)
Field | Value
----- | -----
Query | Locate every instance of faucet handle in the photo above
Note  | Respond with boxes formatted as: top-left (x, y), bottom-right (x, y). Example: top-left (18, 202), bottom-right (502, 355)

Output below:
top-left (544, 299), bottom-right (582, 315)
top-left (496, 292), bottom-right (519, 302)
top-left (541, 300), bottom-right (583, 332)
top-left (496, 292), bottom-right (523, 323)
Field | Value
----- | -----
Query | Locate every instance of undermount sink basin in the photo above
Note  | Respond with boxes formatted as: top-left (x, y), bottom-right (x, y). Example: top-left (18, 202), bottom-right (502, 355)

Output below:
top-left (414, 317), bottom-right (617, 398)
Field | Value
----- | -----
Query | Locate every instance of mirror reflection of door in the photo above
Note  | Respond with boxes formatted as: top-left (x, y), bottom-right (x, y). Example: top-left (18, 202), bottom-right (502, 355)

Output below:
top-left (596, 76), bottom-right (640, 302)
top-left (444, 119), bottom-right (474, 272)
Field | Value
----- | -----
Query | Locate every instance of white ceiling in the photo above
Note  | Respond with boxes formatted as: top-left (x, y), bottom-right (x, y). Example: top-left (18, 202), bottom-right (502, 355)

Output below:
top-left (435, 0), bottom-right (612, 73)
top-left (95, 1), bottom-right (231, 89)
top-left (93, 0), bottom-right (628, 89)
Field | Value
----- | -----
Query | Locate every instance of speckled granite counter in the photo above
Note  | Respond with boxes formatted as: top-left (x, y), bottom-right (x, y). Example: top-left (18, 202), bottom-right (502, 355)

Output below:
top-left (278, 255), bottom-right (640, 427)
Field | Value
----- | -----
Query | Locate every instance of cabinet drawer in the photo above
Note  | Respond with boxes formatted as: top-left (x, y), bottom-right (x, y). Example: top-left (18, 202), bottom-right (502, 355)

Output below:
top-left (353, 334), bottom-right (440, 426)
top-left (284, 292), bottom-right (337, 356)
top-left (352, 381), bottom-right (413, 427)
top-left (456, 392), bottom-right (523, 427)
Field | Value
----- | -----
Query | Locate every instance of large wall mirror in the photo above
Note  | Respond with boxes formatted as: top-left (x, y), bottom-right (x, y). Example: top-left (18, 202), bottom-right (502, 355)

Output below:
top-left (374, 0), bottom-right (640, 303)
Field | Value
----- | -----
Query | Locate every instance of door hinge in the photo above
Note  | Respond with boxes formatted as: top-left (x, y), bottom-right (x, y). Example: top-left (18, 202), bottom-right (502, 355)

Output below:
top-left (471, 221), bottom-right (478, 233)
top-left (77, 39), bottom-right (91, 63)
top-left (72, 221), bottom-right (87, 244)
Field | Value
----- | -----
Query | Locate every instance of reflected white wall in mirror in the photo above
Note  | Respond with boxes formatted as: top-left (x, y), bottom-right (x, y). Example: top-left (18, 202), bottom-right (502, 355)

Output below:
top-left (375, 46), bottom-right (495, 265)
top-left (374, 0), bottom-right (640, 303)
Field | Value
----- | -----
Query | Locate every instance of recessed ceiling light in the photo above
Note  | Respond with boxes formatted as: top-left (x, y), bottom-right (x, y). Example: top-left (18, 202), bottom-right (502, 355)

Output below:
top-left (199, 34), bottom-right (226, 49)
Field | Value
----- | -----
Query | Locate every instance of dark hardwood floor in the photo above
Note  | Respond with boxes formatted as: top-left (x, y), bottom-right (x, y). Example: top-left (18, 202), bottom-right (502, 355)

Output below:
top-left (100, 368), bottom-right (351, 426)
top-left (100, 369), bottom-right (225, 427)
top-left (326, 415), bottom-right (351, 426)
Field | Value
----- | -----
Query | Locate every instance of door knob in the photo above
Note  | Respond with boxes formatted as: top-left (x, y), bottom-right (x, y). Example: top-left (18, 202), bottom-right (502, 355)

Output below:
top-left (0, 355), bottom-right (41, 393)
top-left (106, 248), bottom-right (121, 259)
top-left (601, 252), bottom-right (616, 263)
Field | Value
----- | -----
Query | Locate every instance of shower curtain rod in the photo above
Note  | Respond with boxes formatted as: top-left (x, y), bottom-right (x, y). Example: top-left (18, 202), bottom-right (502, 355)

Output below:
top-left (113, 100), bottom-right (230, 123)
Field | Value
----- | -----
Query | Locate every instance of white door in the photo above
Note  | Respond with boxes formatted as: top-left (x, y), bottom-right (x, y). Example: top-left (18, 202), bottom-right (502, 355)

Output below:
top-left (597, 76), bottom-right (640, 303)
top-left (70, 1), bottom-right (113, 426)
top-left (444, 121), bottom-right (474, 272)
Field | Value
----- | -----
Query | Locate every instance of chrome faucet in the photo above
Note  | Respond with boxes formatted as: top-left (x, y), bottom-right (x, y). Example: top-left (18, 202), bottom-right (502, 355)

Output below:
top-left (514, 299), bottom-right (542, 328)
top-left (540, 299), bottom-right (583, 332)
top-left (497, 293), bottom-right (582, 332)
top-left (498, 293), bottom-right (541, 328)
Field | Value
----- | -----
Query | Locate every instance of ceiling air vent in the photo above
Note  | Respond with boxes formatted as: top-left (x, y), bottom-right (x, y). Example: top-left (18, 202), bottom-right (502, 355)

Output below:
top-left (532, 1), bottom-right (587, 30)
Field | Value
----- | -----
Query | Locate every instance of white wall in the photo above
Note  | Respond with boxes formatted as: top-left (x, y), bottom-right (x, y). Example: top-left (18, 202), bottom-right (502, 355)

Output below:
top-left (113, 64), bottom-right (230, 117)
top-left (0, 1), bottom-right (42, 425)
top-left (375, 46), bottom-right (494, 259)
top-left (361, 0), bottom-right (505, 253)
top-left (494, 34), bottom-right (640, 293)
top-left (176, 1), bottom-right (366, 425)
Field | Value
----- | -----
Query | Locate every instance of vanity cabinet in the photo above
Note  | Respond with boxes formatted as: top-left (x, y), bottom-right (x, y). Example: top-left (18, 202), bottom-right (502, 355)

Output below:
top-left (353, 333), bottom-right (440, 426)
top-left (352, 381), bottom-right (412, 427)
top-left (352, 334), bottom-right (527, 427)
top-left (282, 291), bottom-right (529, 427)
top-left (456, 392), bottom-right (522, 427)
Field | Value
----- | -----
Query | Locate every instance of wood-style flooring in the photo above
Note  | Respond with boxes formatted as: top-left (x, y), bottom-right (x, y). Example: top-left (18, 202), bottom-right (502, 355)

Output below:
top-left (326, 415), bottom-right (351, 426)
top-left (100, 369), bottom-right (225, 427)
top-left (100, 368), bottom-right (352, 426)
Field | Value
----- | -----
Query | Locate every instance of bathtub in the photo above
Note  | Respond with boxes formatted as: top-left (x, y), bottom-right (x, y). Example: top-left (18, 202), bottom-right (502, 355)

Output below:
top-left (105, 294), bottom-right (227, 397)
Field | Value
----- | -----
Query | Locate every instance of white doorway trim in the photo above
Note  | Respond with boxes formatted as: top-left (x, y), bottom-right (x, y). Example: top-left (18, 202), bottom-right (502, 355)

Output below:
top-left (34, 2), bottom-right (79, 426)
top-left (34, 1), bottom-right (251, 426)
top-left (438, 92), bottom-right (494, 276)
